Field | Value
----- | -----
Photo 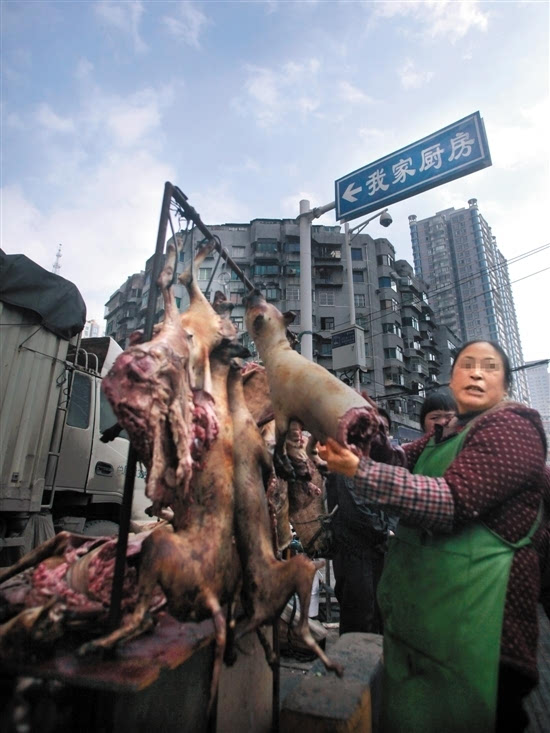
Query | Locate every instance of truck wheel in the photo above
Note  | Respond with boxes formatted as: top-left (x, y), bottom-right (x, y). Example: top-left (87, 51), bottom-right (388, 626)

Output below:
top-left (82, 520), bottom-right (119, 537)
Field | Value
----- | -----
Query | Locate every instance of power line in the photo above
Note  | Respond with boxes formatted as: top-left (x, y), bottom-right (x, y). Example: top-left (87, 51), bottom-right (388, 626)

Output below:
top-left (324, 242), bottom-right (549, 334)
top-left (336, 266), bottom-right (550, 399)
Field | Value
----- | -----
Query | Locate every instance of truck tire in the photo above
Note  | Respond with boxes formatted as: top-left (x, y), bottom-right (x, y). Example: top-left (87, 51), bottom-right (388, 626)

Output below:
top-left (82, 520), bottom-right (119, 537)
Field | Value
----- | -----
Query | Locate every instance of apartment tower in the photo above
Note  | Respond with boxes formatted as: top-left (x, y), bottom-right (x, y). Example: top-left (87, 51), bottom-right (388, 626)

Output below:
top-left (409, 199), bottom-right (529, 402)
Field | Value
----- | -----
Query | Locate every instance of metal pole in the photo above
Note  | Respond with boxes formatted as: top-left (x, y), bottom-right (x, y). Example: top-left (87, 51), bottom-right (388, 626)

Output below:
top-left (344, 222), bottom-right (361, 391)
top-left (171, 186), bottom-right (255, 292)
top-left (299, 199), bottom-right (313, 361)
top-left (108, 181), bottom-right (173, 629)
top-left (344, 222), bottom-right (356, 327)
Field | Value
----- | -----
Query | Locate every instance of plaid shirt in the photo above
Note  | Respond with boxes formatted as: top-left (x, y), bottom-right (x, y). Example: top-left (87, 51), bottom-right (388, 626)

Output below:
top-left (350, 403), bottom-right (547, 681)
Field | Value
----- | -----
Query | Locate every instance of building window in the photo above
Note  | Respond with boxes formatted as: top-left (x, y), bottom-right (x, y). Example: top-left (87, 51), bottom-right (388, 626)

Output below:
top-left (231, 316), bottom-right (244, 331)
top-left (384, 346), bottom-right (404, 362)
top-left (351, 248), bottom-right (362, 261)
top-left (265, 288), bottom-right (279, 300)
top-left (383, 322), bottom-right (402, 337)
top-left (381, 298), bottom-right (399, 312)
top-left (320, 342), bottom-right (333, 356)
top-left (318, 290), bottom-right (335, 306)
top-left (253, 265), bottom-right (280, 276)
top-left (232, 246), bottom-right (246, 258)
top-left (354, 294), bottom-right (365, 308)
top-left (378, 276), bottom-right (396, 291)
top-left (286, 285), bottom-right (300, 300)
top-left (353, 271), bottom-right (364, 283)
top-left (377, 254), bottom-right (395, 267)
top-left (255, 240), bottom-right (278, 254)
top-left (402, 316), bottom-right (420, 330)
top-left (198, 268), bottom-right (212, 281)
top-left (321, 317), bottom-right (335, 330)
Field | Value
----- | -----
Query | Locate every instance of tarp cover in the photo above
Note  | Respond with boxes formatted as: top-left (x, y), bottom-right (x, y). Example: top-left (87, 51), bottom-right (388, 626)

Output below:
top-left (0, 250), bottom-right (87, 340)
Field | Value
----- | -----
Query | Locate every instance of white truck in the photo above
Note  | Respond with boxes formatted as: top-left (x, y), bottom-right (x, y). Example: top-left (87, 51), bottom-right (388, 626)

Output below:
top-left (0, 252), bottom-right (148, 565)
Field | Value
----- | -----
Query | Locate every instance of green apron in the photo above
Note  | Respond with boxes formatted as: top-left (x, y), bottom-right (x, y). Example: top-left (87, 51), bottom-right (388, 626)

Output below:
top-left (377, 427), bottom-right (539, 733)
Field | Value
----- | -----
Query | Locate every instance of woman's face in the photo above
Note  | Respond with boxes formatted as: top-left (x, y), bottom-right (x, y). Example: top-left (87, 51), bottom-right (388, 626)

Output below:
top-left (449, 342), bottom-right (507, 414)
top-left (423, 409), bottom-right (455, 433)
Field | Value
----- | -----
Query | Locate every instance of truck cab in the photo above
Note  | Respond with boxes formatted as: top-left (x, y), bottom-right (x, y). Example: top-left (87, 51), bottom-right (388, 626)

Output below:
top-left (51, 337), bottom-right (149, 536)
top-left (0, 252), bottom-right (149, 564)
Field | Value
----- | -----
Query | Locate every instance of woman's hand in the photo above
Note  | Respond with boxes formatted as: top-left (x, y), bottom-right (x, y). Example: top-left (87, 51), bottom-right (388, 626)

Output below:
top-left (317, 438), bottom-right (360, 478)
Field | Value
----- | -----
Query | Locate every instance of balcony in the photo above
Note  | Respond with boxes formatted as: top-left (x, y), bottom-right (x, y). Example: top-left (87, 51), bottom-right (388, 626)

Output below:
top-left (314, 248), bottom-right (342, 262)
top-left (401, 295), bottom-right (423, 313)
top-left (251, 266), bottom-right (281, 278)
top-left (314, 271), bottom-right (344, 286)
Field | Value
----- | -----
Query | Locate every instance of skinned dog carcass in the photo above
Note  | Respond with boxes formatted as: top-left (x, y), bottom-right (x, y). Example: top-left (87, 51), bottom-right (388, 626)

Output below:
top-left (0, 529), bottom-right (166, 659)
top-left (79, 338), bottom-right (243, 713)
top-left (244, 290), bottom-right (387, 478)
top-left (227, 360), bottom-right (343, 676)
top-left (101, 239), bottom-right (200, 522)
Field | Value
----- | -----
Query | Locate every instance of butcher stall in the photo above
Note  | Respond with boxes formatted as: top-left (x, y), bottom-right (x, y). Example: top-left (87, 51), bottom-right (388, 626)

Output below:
top-left (1, 183), bottom-right (344, 733)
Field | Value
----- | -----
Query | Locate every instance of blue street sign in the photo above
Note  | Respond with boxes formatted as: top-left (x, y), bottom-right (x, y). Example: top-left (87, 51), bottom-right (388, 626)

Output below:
top-left (335, 111), bottom-right (491, 222)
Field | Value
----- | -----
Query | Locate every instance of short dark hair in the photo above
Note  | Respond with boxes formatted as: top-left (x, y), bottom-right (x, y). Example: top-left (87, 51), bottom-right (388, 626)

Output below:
top-left (451, 340), bottom-right (513, 390)
top-left (378, 407), bottom-right (391, 432)
top-left (419, 390), bottom-right (457, 430)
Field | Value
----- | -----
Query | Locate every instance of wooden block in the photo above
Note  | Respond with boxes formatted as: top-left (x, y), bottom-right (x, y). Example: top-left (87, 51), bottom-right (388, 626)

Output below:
top-left (280, 632), bottom-right (383, 733)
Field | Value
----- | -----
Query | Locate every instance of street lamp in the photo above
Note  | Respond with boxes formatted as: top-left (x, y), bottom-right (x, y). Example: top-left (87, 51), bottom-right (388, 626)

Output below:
top-left (344, 208), bottom-right (392, 327)
top-left (296, 199), bottom-right (391, 365)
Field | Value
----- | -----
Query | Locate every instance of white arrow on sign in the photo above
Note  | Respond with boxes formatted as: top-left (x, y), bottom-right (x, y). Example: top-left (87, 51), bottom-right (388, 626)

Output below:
top-left (342, 182), bottom-right (362, 203)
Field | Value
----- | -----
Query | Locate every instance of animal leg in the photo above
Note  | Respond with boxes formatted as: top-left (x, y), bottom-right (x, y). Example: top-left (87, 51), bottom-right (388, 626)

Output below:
top-left (205, 597), bottom-right (227, 717)
top-left (256, 625), bottom-right (277, 669)
top-left (304, 432), bottom-right (327, 475)
top-left (223, 600), bottom-right (237, 667)
top-left (293, 561), bottom-right (344, 677)
top-left (0, 531), bottom-right (91, 585)
top-left (77, 563), bottom-right (159, 656)
top-left (273, 424), bottom-right (295, 480)
top-left (285, 420), bottom-right (312, 480)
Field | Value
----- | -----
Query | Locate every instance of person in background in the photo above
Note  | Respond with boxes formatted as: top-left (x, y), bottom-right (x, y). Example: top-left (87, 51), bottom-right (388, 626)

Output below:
top-left (419, 389), bottom-right (457, 434)
top-left (325, 406), bottom-right (396, 635)
top-left (318, 340), bottom-right (547, 733)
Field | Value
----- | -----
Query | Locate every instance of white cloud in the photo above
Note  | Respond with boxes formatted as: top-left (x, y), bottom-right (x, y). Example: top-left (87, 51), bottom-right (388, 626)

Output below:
top-left (372, 1), bottom-right (489, 42)
top-left (398, 58), bottom-right (435, 89)
top-left (162, 1), bottom-right (209, 48)
top-left (236, 58), bottom-right (322, 128)
top-left (37, 103), bottom-right (75, 133)
top-left (338, 81), bottom-right (376, 105)
top-left (94, 0), bottom-right (147, 54)
top-left (78, 83), bottom-right (177, 149)
top-left (1, 152), bottom-right (176, 324)
top-left (485, 99), bottom-right (550, 170)
top-left (190, 182), bottom-right (253, 225)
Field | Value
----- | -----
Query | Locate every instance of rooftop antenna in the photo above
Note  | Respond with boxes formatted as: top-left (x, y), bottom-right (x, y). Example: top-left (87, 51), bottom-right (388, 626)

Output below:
top-left (52, 243), bottom-right (62, 274)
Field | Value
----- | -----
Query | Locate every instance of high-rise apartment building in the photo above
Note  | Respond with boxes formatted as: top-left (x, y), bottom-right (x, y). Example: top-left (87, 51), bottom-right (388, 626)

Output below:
top-left (104, 271), bottom-right (144, 349)
top-left (82, 319), bottom-right (102, 338)
top-left (132, 219), bottom-right (457, 441)
top-left (409, 198), bottom-right (529, 402)
top-left (525, 361), bottom-right (550, 449)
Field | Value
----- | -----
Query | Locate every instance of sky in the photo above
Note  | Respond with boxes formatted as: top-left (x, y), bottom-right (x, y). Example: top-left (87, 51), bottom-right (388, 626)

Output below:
top-left (2, 0), bottom-right (549, 363)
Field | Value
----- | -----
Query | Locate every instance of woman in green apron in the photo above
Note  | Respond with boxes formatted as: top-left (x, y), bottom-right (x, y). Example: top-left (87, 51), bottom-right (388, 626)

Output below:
top-left (318, 340), bottom-right (547, 732)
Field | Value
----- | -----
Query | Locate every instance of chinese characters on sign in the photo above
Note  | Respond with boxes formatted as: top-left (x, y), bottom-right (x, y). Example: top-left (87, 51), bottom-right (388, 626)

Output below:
top-left (335, 112), bottom-right (491, 222)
